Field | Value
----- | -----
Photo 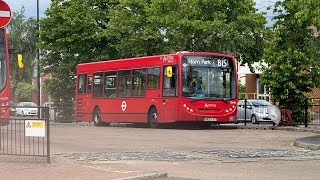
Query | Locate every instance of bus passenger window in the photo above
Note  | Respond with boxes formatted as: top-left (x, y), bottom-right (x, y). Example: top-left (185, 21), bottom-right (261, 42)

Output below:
top-left (104, 71), bottom-right (117, 98)
top-left (77, 74), bottom-right (86, 94)
top-left (132, 69), bottom-right (146, 97)
top-left (163, 66), bottom-right (177, 97)
top-left (93, 72), bottom-right (103, 97)
top-left (118, 70), bottom-right (131, 98)
top-left (147, 67), bottom-right (160, 89)
top-left (87, 76), bottom-right (92, 93)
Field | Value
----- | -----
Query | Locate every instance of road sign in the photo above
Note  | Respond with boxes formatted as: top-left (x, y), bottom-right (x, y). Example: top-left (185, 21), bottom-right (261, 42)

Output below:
top-left (0, 1), bottom-right (12, 28)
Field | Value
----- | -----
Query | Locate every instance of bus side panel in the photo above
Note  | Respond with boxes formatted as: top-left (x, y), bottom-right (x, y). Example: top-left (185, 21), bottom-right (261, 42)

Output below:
top-left (76, 96), bottom-right (92, 122)
top-left (99, 98), bottom-right (148, 123)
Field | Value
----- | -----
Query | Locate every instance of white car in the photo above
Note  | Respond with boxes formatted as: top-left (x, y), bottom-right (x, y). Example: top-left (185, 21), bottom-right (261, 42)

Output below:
top-left (237, 99), bottom-right (281, 125)
top-left (16, 102), bottom-right (38, 117)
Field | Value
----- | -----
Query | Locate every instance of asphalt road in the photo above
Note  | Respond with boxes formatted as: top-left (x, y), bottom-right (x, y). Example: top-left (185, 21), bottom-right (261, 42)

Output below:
top-left (51, 124), bottom-right (320, 180)
top-left (1, 123), bottom-right (320, 180)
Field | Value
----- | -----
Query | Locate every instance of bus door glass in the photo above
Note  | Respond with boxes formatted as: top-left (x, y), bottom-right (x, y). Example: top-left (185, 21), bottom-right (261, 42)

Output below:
top-left (76, 74), bottom-right (88, 119)
top-left (161, 65), bottom-right (178, 122)
top-left (85, 75), bottom-right (92, 115)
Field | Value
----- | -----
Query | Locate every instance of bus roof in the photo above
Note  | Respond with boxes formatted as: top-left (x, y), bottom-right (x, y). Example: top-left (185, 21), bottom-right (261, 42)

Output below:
top-left (76, 52), bottom-right (234, 73)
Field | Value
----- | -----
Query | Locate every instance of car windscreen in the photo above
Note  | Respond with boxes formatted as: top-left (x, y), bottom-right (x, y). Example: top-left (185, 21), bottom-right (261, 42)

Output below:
top-left (24, 102), bottom-right (37, 107)
top-left (251, 100), bottom-right (271, 107)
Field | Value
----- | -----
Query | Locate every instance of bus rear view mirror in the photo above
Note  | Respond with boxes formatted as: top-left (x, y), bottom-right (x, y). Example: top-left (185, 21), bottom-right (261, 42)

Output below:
top-left (166, 66), bottom-right (173, 78)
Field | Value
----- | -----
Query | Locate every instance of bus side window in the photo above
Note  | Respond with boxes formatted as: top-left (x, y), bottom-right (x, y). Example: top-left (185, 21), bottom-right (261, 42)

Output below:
top-left (104, 71), bottom-right (117, 98)
top-left (93, 72), bottom-right (103, 97)
top-left (118, 70), bottom-right (131, 98)
top-left (132, 68), bottom-right (146, 97)
top-left (87, 76), bottom-right (92, 93)
top-left (163, 66), bottom-right (177, 97)
top-left (147, 67), bottom-right (160, 89)
top-left (77, 74), bottom-right (86, 94)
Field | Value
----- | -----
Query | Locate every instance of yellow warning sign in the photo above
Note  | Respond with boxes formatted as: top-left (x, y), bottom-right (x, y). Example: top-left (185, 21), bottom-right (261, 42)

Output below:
top-left (25, 120), bottom-right (45, 137)
top-left (32, 122), bottom-right (44, 128)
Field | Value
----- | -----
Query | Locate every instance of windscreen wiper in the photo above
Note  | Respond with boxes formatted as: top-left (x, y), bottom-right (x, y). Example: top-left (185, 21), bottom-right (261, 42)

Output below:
top-left (217, 97), bottom-right (228, 104)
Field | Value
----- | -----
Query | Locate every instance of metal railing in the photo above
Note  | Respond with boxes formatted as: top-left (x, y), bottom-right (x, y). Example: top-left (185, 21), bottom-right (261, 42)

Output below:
top-left (0, 105), bottom-right (50, 163)
top-left (303, 99), bottom-right (320, 127)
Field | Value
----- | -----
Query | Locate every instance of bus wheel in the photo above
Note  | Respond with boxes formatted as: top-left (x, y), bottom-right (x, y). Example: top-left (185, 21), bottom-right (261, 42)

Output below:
top-left (93, 108), bottom-right (102, 126)
top-left (199, 122), bottom-right (211, 129)
top-left (148, 108), bottom-right (159, 128)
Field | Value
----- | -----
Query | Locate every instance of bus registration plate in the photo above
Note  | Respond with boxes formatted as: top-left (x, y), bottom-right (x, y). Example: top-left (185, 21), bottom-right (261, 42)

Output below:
top-left (204, 118), bottom-right (217, 121)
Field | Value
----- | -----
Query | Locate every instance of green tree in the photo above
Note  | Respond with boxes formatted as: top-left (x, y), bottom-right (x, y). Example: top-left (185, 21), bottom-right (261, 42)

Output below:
top-left (14, 82), bottom-right (33, 102)
top-left (108, 0), bottom-right (267, 68)
top-left (261, 0), bottom-right (320, 123)
top-left (106, 0), bottom-right (167, 58)
top-left (238, 82), bottom-right (246, 99)
top-left (40, 0), bottom-right (267, 119)
top-left (40, 0), bottom-right (119, 119)
top-left (7, 8), bottom-right (38, 100)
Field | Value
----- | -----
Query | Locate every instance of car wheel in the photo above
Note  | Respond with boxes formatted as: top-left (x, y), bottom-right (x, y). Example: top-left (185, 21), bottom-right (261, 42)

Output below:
top-left (251, 115), bottom-right (258, 124)
top-left (148, 107), bottom-right (159, 128)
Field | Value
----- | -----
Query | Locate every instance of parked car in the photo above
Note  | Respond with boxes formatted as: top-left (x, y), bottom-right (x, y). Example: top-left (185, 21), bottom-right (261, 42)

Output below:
top-left (16, 102), bottom-right (38, 117)
top-left (10, 101), bottom-right (17, 116)
top-left (237, 99), bottom-right (281, 125)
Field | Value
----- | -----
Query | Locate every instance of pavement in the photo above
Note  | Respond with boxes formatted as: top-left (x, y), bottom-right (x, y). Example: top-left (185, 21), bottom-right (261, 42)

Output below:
top-left (293, 135), bottom-right (320, 150)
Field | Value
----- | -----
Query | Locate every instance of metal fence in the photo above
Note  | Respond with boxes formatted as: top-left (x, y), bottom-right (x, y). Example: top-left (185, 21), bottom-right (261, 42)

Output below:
top-left (0, 105), bottom-right (50, 163)
top-left (304, 99), bottom-right (320, 127)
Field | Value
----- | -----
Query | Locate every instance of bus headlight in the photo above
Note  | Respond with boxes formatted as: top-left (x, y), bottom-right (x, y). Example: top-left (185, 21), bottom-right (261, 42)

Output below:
top-left (183, 104), bottom-right (194, 113)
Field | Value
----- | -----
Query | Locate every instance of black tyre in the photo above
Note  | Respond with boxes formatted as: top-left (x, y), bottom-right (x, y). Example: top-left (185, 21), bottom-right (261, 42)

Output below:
top-left (148, 108), bottom-right (159, 128)
top-left (93, 108), bottom-right (102, 126)
top-left (251, 115), bottom-right (258, 124)
top-left (199, 122), bottom-right (211, 129)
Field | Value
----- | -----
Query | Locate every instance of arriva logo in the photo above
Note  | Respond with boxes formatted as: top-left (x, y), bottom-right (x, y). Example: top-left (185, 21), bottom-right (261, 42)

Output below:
top-left (205, 103), bottom-right (216, 108)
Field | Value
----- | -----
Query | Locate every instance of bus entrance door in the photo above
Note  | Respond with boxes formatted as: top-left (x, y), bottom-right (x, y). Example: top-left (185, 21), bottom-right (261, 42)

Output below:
top-left (160, 65), bottom-right (178, 123)
top-left (160, 98), bottom-right (177, 123)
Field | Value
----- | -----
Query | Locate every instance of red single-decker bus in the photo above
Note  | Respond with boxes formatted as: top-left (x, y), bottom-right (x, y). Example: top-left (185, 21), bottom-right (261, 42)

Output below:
top-left (75, 52), bottom-right (238, 128)
top-left (0, 27), bottom-right (10, 125)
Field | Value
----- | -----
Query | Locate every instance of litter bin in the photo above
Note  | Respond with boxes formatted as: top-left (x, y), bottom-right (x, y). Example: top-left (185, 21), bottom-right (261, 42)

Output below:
top-left (42, 102), bottom-right (57, 121)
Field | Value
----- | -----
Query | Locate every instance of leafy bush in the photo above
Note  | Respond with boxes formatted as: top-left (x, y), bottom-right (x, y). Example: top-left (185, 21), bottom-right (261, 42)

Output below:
top-left (14, 82), bottom-right (33, 102)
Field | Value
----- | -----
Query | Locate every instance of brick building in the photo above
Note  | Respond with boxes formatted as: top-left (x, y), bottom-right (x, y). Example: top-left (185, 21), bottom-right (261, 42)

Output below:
top-left (243, 73), bottom-right (320, 101)
top-left (238, 63), bottom-right (320, 101)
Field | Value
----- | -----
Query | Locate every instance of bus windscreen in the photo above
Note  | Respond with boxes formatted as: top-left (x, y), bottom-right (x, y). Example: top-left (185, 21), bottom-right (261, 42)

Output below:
top-left (181, 55), bottom-right (236, 100)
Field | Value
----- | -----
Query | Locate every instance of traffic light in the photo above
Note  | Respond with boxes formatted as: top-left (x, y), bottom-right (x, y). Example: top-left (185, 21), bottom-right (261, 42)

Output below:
top-left (18, 53), bottom-right (23, 68)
